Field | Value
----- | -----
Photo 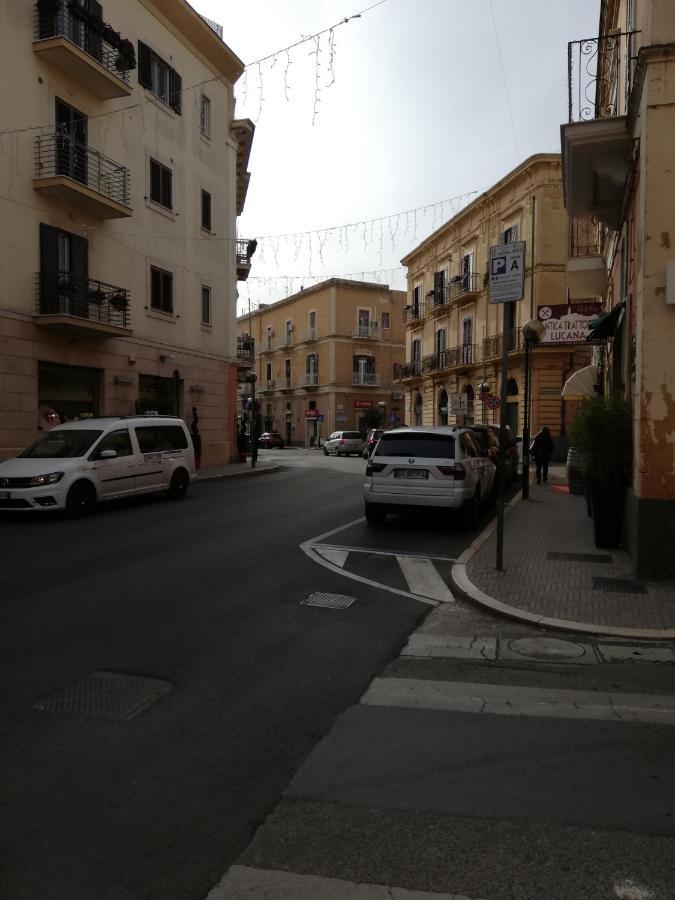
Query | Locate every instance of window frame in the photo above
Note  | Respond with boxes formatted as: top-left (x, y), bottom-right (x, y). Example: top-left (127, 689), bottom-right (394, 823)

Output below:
top-left (150, 265), bottom-right (174, 314)
top-left (201, 189), bottom-right (212, 232)
top-left (200, 94), bottom-right (211, 138)
top-left (149, 157), bottom-right (172, 210)
top-left (201, 284), bottom-right (211, 325)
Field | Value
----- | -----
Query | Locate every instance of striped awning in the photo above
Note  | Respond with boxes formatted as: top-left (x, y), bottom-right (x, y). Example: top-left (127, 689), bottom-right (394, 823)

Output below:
top-left (562, 365), bottom-right (599, 400)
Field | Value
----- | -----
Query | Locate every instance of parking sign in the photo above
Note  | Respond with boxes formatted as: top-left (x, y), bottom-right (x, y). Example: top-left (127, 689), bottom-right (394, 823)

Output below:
top-left (489, 241), bottom-right (525, 303)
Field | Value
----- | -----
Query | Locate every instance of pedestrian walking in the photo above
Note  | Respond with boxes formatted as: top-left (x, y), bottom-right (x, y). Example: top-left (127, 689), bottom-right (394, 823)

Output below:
top-left (531, 426), bottom-right (554, 484)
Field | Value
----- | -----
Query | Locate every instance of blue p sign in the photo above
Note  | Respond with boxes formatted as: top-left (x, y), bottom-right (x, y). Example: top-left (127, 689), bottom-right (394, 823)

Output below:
top-left (492, 256), bottom-right (506, 275)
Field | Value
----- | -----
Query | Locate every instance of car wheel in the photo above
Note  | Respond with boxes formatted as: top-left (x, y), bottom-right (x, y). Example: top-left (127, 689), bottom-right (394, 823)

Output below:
top-left (365, 502), bottom-right (386, 526)
top-left (66, 480), bottom-right (97, 518)
top-left (167, 468), bottom-right (189, 500)
top-left (323, 447), bottom-right (329, 456)
top-left (462, 488), bottom-right (480, 530)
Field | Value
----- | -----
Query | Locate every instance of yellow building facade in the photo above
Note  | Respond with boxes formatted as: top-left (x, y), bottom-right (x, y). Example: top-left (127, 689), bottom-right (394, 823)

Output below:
top-left (561, 0), bottom-right (675, 576)
top-left (397, 155), bottom-right (591, 450)
top-left (238, 279), bottom-right (406, 446)
top-left (0, 1), bottom-right (253, 465)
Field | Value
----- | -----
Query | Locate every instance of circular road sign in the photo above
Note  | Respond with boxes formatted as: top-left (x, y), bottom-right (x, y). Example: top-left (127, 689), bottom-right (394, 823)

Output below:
top-left (486, 395), bottom-right (501, 410)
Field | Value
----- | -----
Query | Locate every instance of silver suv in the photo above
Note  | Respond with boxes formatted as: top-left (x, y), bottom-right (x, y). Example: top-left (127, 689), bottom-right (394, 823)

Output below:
top-left (323, 430), bottom-right (363, 457)
top-left (362, 426), bottom-right (495, 528)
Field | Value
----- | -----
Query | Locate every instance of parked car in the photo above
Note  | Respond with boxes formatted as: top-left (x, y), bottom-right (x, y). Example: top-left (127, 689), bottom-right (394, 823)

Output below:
top-left (323, 430), bottom-right (363, 457)
top-left (362, 428), bottom-right (385, 459)
top-left (258, 431), bottom-right (284, 449)
top-left (0, 416), bottom-right (195, 516)
top-left (363, 426), bottom-right (495, 528)
top-left (486, 424), bottom-right (520, 484)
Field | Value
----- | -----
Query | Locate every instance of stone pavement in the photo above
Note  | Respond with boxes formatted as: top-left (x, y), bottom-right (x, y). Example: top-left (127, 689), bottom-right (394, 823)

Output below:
top-left (452, 466), bottom-right (675, 639)
top-left (194, 458), bottom-right (282, 482)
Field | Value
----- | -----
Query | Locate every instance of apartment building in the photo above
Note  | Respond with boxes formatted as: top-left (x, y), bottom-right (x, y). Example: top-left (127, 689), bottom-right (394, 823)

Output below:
top-left (396, 154), bottom-right (592, 449)
top-left (561, 0), bottom-right (675, 576)
top-left (237, 279), bottom-right (406, 446)
top-left (0, 0), bottom-right (254, 465)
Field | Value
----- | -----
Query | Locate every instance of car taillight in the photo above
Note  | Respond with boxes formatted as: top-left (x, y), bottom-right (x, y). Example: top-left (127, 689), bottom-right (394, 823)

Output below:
top-left (366, 462), bottom-right (386, 476)
top-left (339, 438), bottom-right (345, 444)
top-left (437, 464), bottom-right (465, 479)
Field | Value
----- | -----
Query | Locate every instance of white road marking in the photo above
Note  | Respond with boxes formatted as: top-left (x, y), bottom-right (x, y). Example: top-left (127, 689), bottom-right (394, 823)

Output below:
top-left (397, 556), bottom-right (455, 603)
top-left (361, 677), bottom-right (675, 725)
top-left (315, 543), bottom-right (457, 562)
top-left (206, 865), bottom-right (488, 899)
top-left (316, 547), bottom-right (349, 568)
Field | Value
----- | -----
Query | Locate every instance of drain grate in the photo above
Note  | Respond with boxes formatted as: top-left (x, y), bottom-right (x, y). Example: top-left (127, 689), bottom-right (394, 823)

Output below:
top-left (547, 552), bottom-right (613, 563)
top-left (34, 671), bottom-right (173, 721)
top-left (301, 592), bottom-right (356, 609)
top-left (592, 577), bottom-right (647, 594)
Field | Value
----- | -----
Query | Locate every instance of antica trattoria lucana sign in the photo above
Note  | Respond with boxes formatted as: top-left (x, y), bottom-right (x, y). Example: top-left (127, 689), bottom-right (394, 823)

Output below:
top-left (537, 301), bottom-right (603, 344)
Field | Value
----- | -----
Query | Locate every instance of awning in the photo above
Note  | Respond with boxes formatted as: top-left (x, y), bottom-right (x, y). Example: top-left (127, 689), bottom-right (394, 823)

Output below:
top-left (587, 304), bottom-right (624, 340)
top-left (562, 365), bottom-right (599, 400)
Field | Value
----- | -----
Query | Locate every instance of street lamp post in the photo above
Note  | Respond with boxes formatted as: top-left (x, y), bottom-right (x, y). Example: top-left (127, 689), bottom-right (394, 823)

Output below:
top-left (521, 318), bottom-right (545, 499)
top-left (245, 371), bottom-right (259, 469)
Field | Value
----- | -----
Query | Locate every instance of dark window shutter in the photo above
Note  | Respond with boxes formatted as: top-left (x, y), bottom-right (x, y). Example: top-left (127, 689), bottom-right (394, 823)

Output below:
top-left (39, 223), bottom-right (60, 313)
top-left (162, 166), bottom-right (172, 209)
top-left (201, 190), bottom-right (211, 230)
top-left (169, 68), bottom-right (182, 114)
top-left (70, 233), bottom-right (90, 318)
top-left (150, 159), bottom-right (160, 203)
top-left (162, 271), bottom-right (173, 312)
top-left (151, 266), bottom-right (161, 308)
top-left (138, 41), bottom-right (152, 89)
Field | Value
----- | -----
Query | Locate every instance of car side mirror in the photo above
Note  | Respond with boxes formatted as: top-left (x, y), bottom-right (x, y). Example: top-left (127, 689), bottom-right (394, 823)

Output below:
top-left (99, 449), bottom-right (118, 459)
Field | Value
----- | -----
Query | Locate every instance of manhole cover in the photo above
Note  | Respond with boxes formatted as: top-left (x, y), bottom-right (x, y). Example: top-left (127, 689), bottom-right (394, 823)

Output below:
top-left (593, 577), bottom-right (647, 594)
top-left (547, 552), bottom-right (613, 563)
top-left (301, 592), bottom-right (356, 609)
top-left (500, 636), bottom-right (597, 664)
top-left (34, 671), bottom-right (173, 721)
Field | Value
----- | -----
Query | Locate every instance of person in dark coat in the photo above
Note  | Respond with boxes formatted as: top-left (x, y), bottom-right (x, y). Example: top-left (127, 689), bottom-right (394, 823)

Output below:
top-left (531, 426), bottom-right (554, 484)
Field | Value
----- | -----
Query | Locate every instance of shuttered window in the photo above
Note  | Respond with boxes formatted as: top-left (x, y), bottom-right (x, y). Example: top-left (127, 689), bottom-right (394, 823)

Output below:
top-left (150, 266), bottom-right (173, 313)
top-left (39, 223), bottom-right (89, 317)
top-left (150, 158), bottom-right (172, 209)
top-left (201, 190), bottom-right (212, 231)
top-left (201, 285), bottom-right (211, 324)
top-left (138, 41), bottom-right (182, 114)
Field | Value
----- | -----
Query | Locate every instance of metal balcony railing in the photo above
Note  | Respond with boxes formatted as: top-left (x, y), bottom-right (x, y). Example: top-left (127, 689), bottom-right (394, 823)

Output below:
top-left (299, 327), bottom-right (318, 342)
top-left (236, 239), bottom-right (256, 268)
top-left (300, 373), bottom-right (319, 387)
top-left (441, 344), bottom-right (480, 369)
top-left (353, 324), bottom-right (378, 339)
top-left (34, 3), bottom-right (134, 83)
top-left (425, 274), bottom-right (481, 315)
top-left (567, 31), bottom-right (639, 123)
top-left (393, 362), bottom-right (421, 380)
top-left (403, 305), bottom-right (423, 324)
top-left (352, 372), bottom-right (378, 386)
top-left (35, 132), bottom-right (130, 207)
top-left (36, 271), bottom-right (130, 328)
top-left (422, 353), bottom-right (440, 373)
top-left (236, 336), bottom-right (254, 365)
top-left (569, 216), bottom-right (603, 257)
top-left (483, 330), bottom-right (522, 360)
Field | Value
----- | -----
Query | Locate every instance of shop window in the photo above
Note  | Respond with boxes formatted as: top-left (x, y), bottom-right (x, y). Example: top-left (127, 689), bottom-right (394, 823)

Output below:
top-left (37, 360), bottom-right (99, 428)
top-left (138, 373), bottom-right (180, 416)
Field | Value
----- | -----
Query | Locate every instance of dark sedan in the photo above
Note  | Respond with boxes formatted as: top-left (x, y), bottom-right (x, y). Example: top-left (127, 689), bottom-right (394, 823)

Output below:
top-left (258, 432), bottom-right (284, 449)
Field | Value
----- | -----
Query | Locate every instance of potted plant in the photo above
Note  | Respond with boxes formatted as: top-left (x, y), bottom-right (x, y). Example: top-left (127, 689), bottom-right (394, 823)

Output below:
top-left (109, 292), bottom-right (128, 309)
top-left (568, 393), bottom-right (631, 548)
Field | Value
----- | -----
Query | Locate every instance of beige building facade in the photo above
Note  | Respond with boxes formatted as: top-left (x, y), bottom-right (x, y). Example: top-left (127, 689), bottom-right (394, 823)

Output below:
top-left (238, 279), bottom-right (406, 446)
top-left (0, 0), bottom-right (254, 465)
top-left (561, 0), bottom-right (675, 576)
top-left (397, 154), bottom-right (591, 450)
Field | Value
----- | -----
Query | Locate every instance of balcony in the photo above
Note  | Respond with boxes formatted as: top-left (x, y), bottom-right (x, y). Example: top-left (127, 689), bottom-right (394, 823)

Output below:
top-left (567, 216), bottom-right (607, 299)
top-left (298, 327), bottom-right (318, 343)
top-left (422, 353), bottom-right (441, 373)
top-left (280, 377), bottom-right (293, 392)
top-left (352, 324), bottom-right (379, 339)
top-left (299, 373), bottom-right (319, 388)
top-left (236, 336), bottom-right (254, 369)
top-left (352, 372), bottom-right (379, 386)
top-left (562, 31), bottom-right (638, 228)
top-left (403, 305), bottom-right (423, 326)
top-left (393, 362), bottom-right (421, 381)
top-left (260, 336), bottom-right (274, 354)
top-left (33, 2), bottom-right (134, 99)
top-left (442, 344), bottom-right (480, 370)
top-left (278, 334), bottom-right (294, 349)
top-left (35, 271), bottom-right (131, 338)
top-left (483, 330), bottom-right (523, 360)
top-left (259, 380), bottom-right (275, 393)
top-left (236, 239), bottom-right (254, 281)
top-left (426, 274), bottom-right (481, 316)
top-left (34, 133), bottom-right (131, 219)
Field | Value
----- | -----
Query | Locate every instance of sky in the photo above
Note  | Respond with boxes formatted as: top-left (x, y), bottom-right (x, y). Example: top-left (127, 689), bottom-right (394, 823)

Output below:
top-left (190, 0), bottom-right (600, 315)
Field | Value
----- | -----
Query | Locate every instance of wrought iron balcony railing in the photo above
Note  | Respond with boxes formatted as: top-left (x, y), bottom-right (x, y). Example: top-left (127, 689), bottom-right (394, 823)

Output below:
top-left (425, 274), bottom-right (481, 315)
top-left (352, 372), bottom-right (379, 386)
top-left (483, 330), bottom-right (522, 360)
top-left (567, 31), bottom-right (639, 123)
top-left (34, 2), bottom-right (134, 83)
top-left (569, 216), bottom-right (603, 258)
top-left (236, 336), bottom-right (254, 365)
top-left (393, 362), bottom-right (421, 380)
top-left (442, 344), bottom-right (479, 369)
top-left (35, 132), bottom-right (130, 207)
top-left (353, 324), bottom-right (378, 339)
top-left (403, 305), bottom-right (423, 324)
top-left (299, 373), bottom-right (319, 387)
top-left (36, 271), bottom-right (130, 328)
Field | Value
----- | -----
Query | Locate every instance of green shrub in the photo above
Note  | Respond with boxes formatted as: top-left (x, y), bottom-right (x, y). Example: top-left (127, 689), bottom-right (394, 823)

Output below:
top-left (568, 393), bottom-right (631, 480)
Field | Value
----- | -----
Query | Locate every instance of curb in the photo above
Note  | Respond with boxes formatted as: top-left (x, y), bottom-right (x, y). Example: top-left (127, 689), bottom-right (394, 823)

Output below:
top-left (450, 486), bottom-right (675, 642)
top-left (195, 465), bottom-right (283, 483)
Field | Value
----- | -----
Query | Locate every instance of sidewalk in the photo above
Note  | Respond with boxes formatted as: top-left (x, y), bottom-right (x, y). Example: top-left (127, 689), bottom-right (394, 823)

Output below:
top-left (194, 458), bottom-right (283, 482)
top-left (452, 466), bottom-right (675, 639)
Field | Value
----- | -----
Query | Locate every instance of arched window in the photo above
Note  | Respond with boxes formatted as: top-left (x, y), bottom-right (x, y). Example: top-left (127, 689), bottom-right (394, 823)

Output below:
top-left (437, 389), bottom-right (448, 425)
top-left (414, 392), bottom-right (423, 426)
top-left (507, 377), bottom-right (519, 396)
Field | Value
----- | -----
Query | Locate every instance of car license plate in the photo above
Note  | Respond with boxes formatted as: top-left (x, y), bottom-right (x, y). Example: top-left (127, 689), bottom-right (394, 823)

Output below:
top-left (0, 491), bottom-right (10, 500)
top-left (394, 468), bottom-right (428, 480)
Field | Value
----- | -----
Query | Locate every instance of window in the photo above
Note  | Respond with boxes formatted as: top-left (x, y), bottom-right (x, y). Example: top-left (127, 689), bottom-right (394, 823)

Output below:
top-left (201, 190), bottom-right (212, 231)
top-left (135, 425), bottom-right (188, 453)
top-left (92, 429), bottom-right (133, 459)
top-left (150, 158), bottom-right (172, 209)
top-left (200, 95), bottom-right (211, 138)
top-left (266, 362), bottom-right (272, 381)
top-left (462, 317), bottom-right (473, 364)
top-left (381, 312), bottom-right (390, 329)
top-left (39, 223), bottom-right (89, 316)
top-left (138, 41), bottom-right (182, 114)
top-left (499, 225), bottom-right (519, 245)
top-left (201, 285), bottom-right (211, 324)
top-left (150, 266), bottom-right (173, 313)
top-left (412, 286), bottom-right (421, 316)
top-left (433, 270), bottom-right (445, 305)
top-left (411, 338), bottom-right (421, 371)
top-left (285, 359), bottom-right (291, 387)
top-left (435, 328), bottom-right (447, 358)
top-left (376, 432), bottom-right (455, 460)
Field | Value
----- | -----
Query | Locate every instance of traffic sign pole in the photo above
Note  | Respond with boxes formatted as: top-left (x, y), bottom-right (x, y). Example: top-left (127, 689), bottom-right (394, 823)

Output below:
top-left (495, 302), bottom-right (510, 571)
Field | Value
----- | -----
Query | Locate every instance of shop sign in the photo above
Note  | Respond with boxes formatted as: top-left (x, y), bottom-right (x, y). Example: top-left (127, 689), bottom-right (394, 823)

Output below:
top-left (305, 409), bottom-right (320, 418)
top-left (354, 400), bottom-right (373, 409)
top-left (537, 302), bottom-right (604, 344)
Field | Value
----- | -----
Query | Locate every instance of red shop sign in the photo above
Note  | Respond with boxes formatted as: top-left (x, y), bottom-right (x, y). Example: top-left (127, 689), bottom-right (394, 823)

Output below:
top-left (305, 409), bottom-right (320, 418)
top-left (354, 400), bottom-right (373, 409)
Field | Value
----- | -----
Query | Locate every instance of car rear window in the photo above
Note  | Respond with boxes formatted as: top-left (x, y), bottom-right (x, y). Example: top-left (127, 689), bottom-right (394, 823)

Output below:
top-left (375, 433), bottom-right (455, 459)
top-left (135, 425), bottom-right (188, 452)
top-left (342, 432), bottom-right (362, 440)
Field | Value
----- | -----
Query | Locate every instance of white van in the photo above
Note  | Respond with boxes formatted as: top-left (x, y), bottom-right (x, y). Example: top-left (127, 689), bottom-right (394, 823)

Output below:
top-left (0, 416), bottom-right (195, 516)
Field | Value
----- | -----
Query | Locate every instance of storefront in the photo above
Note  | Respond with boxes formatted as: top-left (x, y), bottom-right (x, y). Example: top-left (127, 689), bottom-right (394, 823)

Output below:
top-left (37, 360), bottom-right (100, 431)
top-left (138, 372), bottom-right (182, 416)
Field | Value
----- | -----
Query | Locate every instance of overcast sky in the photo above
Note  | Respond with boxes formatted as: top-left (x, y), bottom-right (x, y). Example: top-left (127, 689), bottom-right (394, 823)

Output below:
top-left (191, 0), bottom-right (600, 314)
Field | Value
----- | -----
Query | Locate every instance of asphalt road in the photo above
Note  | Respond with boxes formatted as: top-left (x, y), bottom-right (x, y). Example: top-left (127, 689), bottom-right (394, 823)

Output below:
top-left (0, 449), bottom-right (462, 900)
